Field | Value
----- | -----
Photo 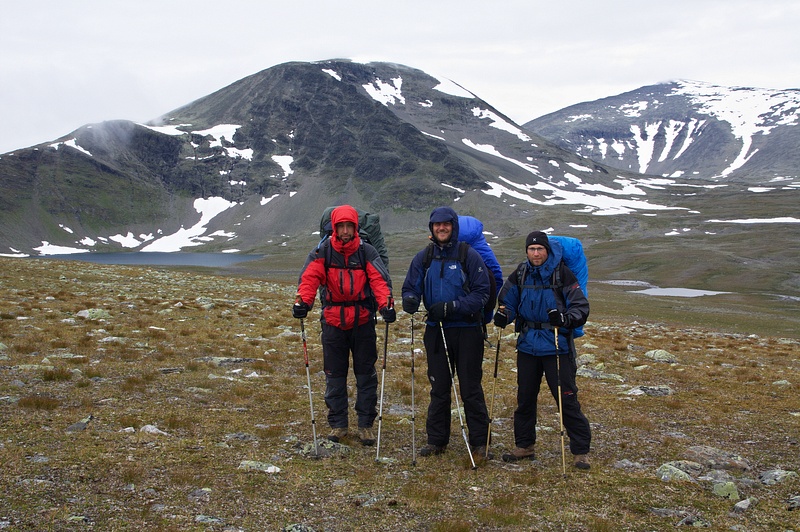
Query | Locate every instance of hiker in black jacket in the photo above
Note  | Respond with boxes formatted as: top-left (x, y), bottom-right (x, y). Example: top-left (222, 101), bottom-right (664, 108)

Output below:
top-left (493, 231), bottom-right (592, 469)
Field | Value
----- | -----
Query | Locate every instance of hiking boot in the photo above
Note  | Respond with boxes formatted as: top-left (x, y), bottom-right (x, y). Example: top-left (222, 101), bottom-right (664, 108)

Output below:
top-left (501, 444), bottom-right (536, 462)
top-left (327, 427), bottom-right (348, 443)
top-left (358, 427), bottom-right (376, 446)
top-left (419, 443), bottom-right (446, 457)
top-left (471, 446), bottom-right (494, 461)
top-left (574, 454), bottom-right (591, 470)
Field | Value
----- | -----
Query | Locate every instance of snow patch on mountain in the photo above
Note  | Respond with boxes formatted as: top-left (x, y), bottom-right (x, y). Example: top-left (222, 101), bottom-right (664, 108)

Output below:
top-left (140, 197), bottom-right (238, 252)
top-left (271, 155), bottom-right (294, 177)
top-left (50, 139), bottom-right (92, 157)
top-left (482, 178), bottom-right (683, 216)
top-left (144, 122), bottom-right (253, 160)
top-left (673, 80), bottom-right (800, 176)
top-left (462, 139), bottom-right (542, 177)
top-left (430, 76), bottom-right (474, 99)
top-left (363, 77), bottom-right (405, 106)
top-left (706, 217), bottom-right (800, 224)
top-left (472, 108), bottom-right (532, 142)
top-left (321, 68), bottom-right (341, 81)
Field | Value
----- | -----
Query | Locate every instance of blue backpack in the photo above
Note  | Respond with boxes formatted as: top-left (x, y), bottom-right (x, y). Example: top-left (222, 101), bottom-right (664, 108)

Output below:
top-left (457, 216), bottom-right (504, 298)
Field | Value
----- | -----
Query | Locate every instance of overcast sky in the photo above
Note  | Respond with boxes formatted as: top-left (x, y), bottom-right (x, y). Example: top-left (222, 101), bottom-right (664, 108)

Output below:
top-left (1, 0), bottom-right (798, 154)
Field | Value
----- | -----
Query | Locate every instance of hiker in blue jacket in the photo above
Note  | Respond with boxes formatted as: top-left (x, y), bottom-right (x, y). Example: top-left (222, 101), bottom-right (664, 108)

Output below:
top-left (401, 207), bottom-right (492, 460)
top-left (494, 231), bottom-right (592, 469)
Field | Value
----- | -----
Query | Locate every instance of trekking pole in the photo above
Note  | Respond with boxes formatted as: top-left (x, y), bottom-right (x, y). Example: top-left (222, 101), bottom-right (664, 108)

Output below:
top-left (299, 318), bottom-right (319, 457)
top-left (485, 328), bottom-right (502, 459)
top-left (410, 314), bottom-right (417, 466)
top-left (376, 299), bottom-right (391, 462)
top-left (440, 322), bottom-right (477, 470)
top-left (554, 326), bottom-right (566, 477)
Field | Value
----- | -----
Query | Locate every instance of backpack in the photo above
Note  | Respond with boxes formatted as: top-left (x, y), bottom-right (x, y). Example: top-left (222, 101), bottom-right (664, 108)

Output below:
top-left (512, 235), bottom-right (588, 338)
top-left (422, 241), bottom-right (497, 328)
top-left (319, 206), bottom-right (388, 268)
top-left (457, 216), bottom-right (504, 297)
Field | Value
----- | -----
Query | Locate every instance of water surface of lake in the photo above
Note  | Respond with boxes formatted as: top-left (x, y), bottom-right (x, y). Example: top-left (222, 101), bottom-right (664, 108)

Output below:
top-left (33, 252), bottom-right (265, 268)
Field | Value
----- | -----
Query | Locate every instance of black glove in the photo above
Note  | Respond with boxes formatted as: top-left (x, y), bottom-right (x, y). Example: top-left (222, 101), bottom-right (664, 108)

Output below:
top-left (380, 306), bottom-right (396, 323)
top-left (493, 308), bottom-right (509, 329)
top-left (428, 301), bottom-right (455, 323)
top-left (292, 301), bottom-right (310, 319)
top-left (547, 308), bottom-right (566, 328)
top-left (402, 296), bottom-right (420, 314)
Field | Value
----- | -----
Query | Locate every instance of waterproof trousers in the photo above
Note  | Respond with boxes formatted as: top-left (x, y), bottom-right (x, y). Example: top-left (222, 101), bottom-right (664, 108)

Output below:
top-left (423, 324), bottom-right (489, 448)
top-left (513, 350), bottom-right (591, 455)
top-left (321, 322), bottom-right (378, 429)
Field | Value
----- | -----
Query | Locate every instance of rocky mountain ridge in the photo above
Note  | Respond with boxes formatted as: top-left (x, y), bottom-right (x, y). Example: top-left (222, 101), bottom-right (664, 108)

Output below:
top-left (0, 62), bottom-right (797, 307)
top-left (1, 60), bottom-right (702, 256)
top-left (524, 80), bottom-right (800, 184)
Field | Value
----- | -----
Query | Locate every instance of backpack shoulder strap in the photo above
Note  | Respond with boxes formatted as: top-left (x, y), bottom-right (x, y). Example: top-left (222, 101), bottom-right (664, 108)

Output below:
top-left (457, 241), bottom-right (469, 267)
top-left (422, 242), bottom-right (435, 271)
top-left (323, 238), bottom-right (333, 271)
top-left (515, 261), bottom-right (527, 291)
top-left (358, 242), bottom-right (368, 272)
top-left (551, 260), bottom-right (564, 289)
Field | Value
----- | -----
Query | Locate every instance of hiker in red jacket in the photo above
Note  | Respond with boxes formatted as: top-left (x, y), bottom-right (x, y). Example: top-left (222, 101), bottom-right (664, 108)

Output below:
top-left (293, 205), bottom-right (395, 446)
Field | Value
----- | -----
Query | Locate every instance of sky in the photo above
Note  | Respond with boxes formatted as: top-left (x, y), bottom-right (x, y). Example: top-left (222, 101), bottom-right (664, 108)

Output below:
top-left (1, 0), bottom-right (799, 154)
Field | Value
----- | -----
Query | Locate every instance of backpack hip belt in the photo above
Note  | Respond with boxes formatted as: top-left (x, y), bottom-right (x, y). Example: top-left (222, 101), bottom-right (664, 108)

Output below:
top-left (517, 320), bottom-right (574, 336)
top-left (519, 320), bottom-right (554, 332)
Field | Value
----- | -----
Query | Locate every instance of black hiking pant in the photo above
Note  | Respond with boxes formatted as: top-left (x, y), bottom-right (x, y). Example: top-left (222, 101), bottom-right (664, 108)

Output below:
top-left (321, 322), bottom-right (378, 430)
top-left (423, 324), bottom-right (489, 448)
top-left (513, 351), bottom-right (591, 455)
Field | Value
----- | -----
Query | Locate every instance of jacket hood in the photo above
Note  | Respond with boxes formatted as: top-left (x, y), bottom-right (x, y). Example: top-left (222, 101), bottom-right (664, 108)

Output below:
top-left (330, 205), bottom-right (360, 253)
top-left (428, 206), bottom-right (460, 243)
top-left (331, 205), bottom-right (359, 231)
top-left (529, 237), bottom-right (563, 279)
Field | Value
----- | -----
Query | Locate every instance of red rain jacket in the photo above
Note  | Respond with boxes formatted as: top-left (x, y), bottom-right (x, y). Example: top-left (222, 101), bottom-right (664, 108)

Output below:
top-left (297, 205), bottom-right (392, 329)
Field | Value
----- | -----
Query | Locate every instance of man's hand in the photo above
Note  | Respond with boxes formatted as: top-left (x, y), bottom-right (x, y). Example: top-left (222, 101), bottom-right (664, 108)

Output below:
top-left (493, 307), bottom-right (509, 329)
top-left (547, 308), bottom-right (566, 328)
top-left (402, 296), bottom-right (420, 314)
top-left (292, 301), bottom-right (310, 319)
top-left (428, 301), bottom-right (455, 323)
top-left (380, 306), bottom-right (396, 323)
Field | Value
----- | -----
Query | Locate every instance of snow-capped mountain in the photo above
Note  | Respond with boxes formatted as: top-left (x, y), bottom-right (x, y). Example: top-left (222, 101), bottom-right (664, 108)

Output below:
top-left (0, 60), bottom-right (695, 257)
top-left (524, 80), bottom-right (800, 184)
top-left (1, 61), bottom-right (798, 302)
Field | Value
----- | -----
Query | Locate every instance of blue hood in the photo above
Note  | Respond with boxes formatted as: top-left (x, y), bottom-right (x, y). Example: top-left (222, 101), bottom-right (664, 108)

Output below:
top-left (428, 206), bottom-right (460, 243)
top-left (529, 237), bottom-right (563, 281)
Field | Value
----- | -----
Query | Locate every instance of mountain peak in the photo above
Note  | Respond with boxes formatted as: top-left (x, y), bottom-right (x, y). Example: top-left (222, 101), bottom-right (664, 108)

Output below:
top-left (525, 80), bottom-right (800, 180)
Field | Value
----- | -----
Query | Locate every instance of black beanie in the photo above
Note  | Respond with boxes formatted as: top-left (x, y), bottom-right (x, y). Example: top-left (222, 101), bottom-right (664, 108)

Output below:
top-left (525, 231), bottom-right (551, 253)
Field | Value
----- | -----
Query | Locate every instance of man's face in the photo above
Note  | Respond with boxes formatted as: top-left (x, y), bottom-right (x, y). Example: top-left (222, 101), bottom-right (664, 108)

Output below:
top-left (336, 221), bottom-right (356, 244)
top-left (526, 245), bottom-right (548, 266)
top-left (432, 221), bottom-right (453, 244)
